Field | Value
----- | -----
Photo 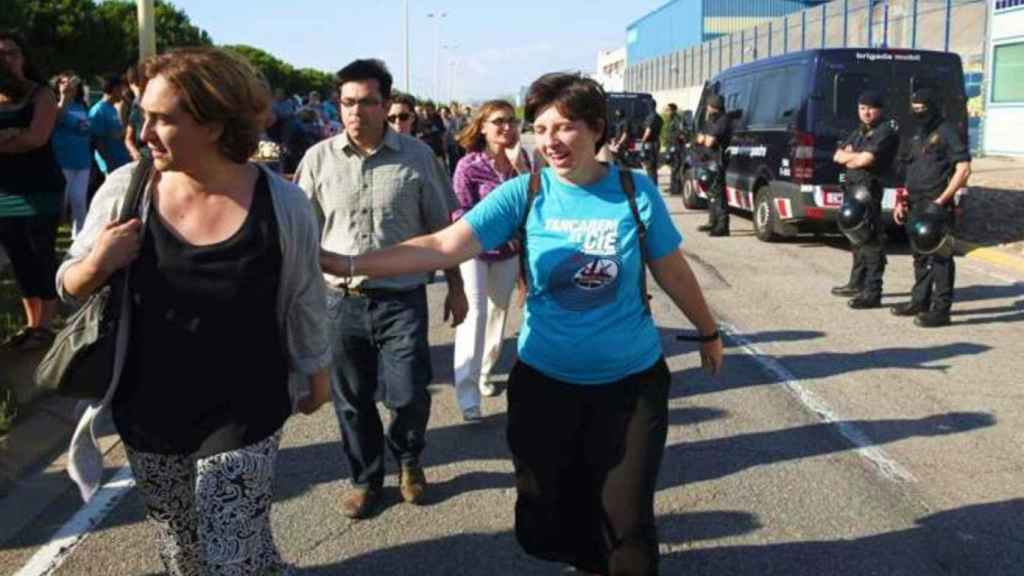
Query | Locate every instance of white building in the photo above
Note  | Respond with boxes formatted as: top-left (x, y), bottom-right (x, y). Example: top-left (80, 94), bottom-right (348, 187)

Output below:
top-left (594, 47), bottom-right (627, 92)
top-left (984, 0), bottom-right (1024, 156)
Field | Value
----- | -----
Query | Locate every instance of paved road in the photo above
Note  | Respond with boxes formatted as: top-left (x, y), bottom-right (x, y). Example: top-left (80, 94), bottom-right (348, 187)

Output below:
top-left (2, 179), bottom-right (1023, 575)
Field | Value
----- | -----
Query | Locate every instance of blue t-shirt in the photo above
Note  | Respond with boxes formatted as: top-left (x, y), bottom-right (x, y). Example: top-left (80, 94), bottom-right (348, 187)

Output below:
top-left (52, 102), bottom-right (93, 170)
top-left (465, 166), bottom-right (682, 385)
top-left (89, 100), bottom-right (131, 174)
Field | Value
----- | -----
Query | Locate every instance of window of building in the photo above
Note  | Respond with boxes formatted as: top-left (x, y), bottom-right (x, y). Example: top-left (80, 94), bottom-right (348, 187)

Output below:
top-left (992, 42), bottom-right (1024, 103)
top-left (995, 0), bottom-right (1024, 12)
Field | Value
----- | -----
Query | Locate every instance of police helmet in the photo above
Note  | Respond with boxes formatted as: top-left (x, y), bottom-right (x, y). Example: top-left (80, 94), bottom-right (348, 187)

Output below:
top-left (694, 166), bottom-right (710, 186)
top-left (909, 207), bottom-right (954, 257)
top-left (836, 184), bottom-right (876, 246)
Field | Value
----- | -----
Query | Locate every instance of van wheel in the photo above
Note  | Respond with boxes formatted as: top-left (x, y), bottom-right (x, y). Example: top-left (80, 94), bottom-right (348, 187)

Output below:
top-left (753, 187), bottom-right (780, 242)
top-left (681, 173), bottom-right (707, 210)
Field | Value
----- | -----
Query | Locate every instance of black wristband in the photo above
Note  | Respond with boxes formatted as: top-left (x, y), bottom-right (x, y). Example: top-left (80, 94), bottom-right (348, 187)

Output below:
top-left (676, 329), bottom-right (720, 343)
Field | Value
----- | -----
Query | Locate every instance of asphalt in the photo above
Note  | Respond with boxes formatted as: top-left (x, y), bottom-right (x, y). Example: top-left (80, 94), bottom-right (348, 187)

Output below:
top-left (5, 192), bottom-right (1022, 575)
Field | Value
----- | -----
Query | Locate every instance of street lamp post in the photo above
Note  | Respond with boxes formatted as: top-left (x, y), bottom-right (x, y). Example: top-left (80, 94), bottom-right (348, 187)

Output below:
top-left (137, 0), bottom-right (156, 62)
top-left (427, 11), bottom-right (447, 102)
top-left (403, 0), bottom-right (411, 93)
top-left (441, 43), bottom-right (459, 103)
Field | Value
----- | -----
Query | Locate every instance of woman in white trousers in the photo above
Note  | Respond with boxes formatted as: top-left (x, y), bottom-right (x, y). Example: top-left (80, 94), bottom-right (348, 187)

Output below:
top-left (450, 100), bottom-right (530, 420)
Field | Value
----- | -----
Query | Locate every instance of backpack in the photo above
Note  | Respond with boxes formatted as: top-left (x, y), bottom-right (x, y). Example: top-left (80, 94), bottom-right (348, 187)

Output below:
top-left (517, 167), bottom-right (652, 315)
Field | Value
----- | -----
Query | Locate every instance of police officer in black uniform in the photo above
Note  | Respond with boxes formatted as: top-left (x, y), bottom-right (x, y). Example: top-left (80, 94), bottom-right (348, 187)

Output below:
top-left (641, 101), bottom-right (664, 186)
top-left (696, 94), bottom-right (732, 237)
top-left (665, 103), bottom-right (686, 195)
top-left (890, 88), bottom-right (972, 327)
top-left (831, 90), bottom-right (899, 309)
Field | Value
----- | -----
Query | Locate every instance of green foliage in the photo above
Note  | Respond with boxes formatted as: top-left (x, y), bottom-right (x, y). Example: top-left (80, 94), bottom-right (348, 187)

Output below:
top-left (222, 45), bottom-right (334, 97)
top-left (2, 0), bottom-right (340, 104)
top-left (0, 0), bottom-right (211, 81)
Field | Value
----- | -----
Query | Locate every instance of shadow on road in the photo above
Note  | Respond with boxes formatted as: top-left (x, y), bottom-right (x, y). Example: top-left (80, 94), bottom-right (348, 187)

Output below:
top-left (298, 499), bottom-right (1023, 576)
top-left (659, 411), bottom-right (995, 488)
top-left (673, 341), bottom-right (991, 400)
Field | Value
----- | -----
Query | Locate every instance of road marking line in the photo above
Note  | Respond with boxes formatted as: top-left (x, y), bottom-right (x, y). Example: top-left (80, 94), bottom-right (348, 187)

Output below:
top-left (719, 322), bottom-right (917, 483)
top-left (14, 465), bottom-right (135, 576)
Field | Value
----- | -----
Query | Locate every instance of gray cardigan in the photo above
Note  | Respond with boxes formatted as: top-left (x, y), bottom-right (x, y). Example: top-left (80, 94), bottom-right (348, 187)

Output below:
top-left (57, 162), bottom-right (331, 501)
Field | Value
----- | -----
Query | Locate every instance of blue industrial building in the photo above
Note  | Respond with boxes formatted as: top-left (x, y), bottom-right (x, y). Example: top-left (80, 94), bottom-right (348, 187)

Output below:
top-left (627, 0), bottom-right (830, 64)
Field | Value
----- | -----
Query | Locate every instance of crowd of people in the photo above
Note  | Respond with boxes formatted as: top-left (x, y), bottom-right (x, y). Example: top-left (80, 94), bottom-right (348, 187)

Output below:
top-left (267, 81), bottom-right (473, 178)
top-left (2, 23), bottom-right (727, 574)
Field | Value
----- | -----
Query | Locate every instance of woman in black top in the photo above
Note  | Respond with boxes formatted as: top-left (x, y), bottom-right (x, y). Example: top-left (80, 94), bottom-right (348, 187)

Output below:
top-left (0, 30), bottom-right (65, 350)
top-left (59, 47), bottom-right (331, 576)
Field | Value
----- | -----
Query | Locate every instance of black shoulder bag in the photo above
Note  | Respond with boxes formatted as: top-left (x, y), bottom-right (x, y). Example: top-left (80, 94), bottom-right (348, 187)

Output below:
top-left (35, 158), bottom-right (153, 399)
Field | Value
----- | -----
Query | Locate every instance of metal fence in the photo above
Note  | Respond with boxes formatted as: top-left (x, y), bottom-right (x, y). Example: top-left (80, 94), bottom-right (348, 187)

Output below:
top-left (625, 0), bottom-right (987, 93)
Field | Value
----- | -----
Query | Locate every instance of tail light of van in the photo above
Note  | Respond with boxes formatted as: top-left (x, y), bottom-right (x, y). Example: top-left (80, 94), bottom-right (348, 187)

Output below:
top-left (792, 132), bottom-right (815, 182)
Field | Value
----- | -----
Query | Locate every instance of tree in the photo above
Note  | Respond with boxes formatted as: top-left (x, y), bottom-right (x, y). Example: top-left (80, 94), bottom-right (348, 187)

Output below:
top-left (0, 0), bottom-right (211, 80)
top-left (92, 0), bottom-right (212, 73)
top-left (223, 45), bottom-right (334, 97)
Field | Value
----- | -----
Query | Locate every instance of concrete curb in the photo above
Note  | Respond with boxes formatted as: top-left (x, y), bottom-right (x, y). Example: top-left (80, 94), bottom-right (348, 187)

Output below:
top-left (957, 240), bottom-right (1024, 277)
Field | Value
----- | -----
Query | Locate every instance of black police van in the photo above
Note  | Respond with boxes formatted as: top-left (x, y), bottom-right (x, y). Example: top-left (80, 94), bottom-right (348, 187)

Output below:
top-left (605, 91), bottom-right (657, 165)
top-left (684, 48), bottom-right (968, 241)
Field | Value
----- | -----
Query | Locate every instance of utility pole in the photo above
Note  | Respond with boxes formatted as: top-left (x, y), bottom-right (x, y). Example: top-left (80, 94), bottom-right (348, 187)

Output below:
top-left (427, 11), bottom-right (446, 102)
top-left (403, 0), bottom-right (410, 93)
top-left (441, 43), bottom-right (458, 103)
top-left (137, 0), bottom-right (156, 62)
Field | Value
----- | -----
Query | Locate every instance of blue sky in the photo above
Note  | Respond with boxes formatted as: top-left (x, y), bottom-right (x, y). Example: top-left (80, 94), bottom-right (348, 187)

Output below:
top-left (161, 0), bottom-right (664, 101)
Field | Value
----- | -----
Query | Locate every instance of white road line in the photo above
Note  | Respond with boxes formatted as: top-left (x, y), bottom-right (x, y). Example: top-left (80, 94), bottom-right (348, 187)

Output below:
top-left (719, 322), bottom-right (918, 484)
top-left (14, 465), bottom-right (135, 576)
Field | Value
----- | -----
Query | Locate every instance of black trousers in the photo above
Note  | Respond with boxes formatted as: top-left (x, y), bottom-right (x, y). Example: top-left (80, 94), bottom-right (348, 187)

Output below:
top-left (642, 142), bottom-right (660, 188)
top-left (906, 200), bottom-right (955, 312)
top-left (327, 286), bottom-right (433, 489)
top-left (845, 192), bottom-right (887, 297)
top-left (706, 175), bottom-right (729, 233)
top-left (668, 149), bottom-right (683, 195)
top-left (507, 359), bottom-right (670, 576)
top-left (0, 214), bottom-right (59, 300)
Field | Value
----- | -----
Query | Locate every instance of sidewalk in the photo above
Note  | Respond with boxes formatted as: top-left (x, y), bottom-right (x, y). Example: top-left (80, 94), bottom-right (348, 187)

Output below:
top-left (954, 155), bottom-right (1024, 275)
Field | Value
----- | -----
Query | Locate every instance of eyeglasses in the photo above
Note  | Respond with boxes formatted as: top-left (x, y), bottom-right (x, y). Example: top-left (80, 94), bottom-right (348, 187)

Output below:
top-left (387, 112), bottom-right (412, 123)
top-left (489, 117), bottom-right (520, 128)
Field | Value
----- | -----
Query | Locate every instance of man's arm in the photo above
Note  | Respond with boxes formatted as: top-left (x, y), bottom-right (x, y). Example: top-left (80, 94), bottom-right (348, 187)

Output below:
top-left (936, 161), bottom-right (971, 207)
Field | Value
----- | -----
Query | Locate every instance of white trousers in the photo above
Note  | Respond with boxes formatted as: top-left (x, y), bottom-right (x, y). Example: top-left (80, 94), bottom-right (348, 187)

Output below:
top-left (62, 168), bottom-right (91, 238)
top-left (453, 257), bottom-right (518, 412)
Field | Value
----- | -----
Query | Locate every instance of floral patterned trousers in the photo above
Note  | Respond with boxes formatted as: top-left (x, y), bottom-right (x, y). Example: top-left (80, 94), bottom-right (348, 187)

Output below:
top-left (125, 430), bottom-right (292, 576)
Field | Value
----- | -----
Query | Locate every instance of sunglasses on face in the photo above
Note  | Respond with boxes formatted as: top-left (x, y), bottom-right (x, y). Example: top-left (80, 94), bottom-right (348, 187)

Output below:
top-left (387, 112), bottom-right (412, 123)
top-left (489, 117), bottom-right (520, 128)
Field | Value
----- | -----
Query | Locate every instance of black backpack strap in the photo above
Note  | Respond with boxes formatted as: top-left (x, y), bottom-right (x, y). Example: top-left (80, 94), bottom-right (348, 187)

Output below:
top-left (518, 171), bottom-right (542, 290)
top-left (117, 157), bottom-right (153, 223)
top-left (619, 169), bottom-right (652, 315)
top-left (109, 158), bottom-right (153, 295)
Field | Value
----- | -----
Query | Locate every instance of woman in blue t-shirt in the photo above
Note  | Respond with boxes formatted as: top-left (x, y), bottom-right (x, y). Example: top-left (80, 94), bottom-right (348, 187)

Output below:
top-left (321, 72), bottom-right (723, 576)
top-left (51, 71), bottom-right (92, 236)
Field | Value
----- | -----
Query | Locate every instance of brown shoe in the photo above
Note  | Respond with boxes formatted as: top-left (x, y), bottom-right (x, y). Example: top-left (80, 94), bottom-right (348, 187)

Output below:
top-left (341, 487), bottom-right (380, 519)
top-left (399, 463), bottom-right (427, 504)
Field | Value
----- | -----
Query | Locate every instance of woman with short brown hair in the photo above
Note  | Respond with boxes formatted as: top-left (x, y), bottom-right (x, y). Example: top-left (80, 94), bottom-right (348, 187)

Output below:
top-left (60, 47), bottom-right (331, 575)
top-left (320, 72), bottom-right (724, 575)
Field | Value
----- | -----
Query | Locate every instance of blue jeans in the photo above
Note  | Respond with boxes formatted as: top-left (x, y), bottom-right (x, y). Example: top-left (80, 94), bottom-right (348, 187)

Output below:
top-left (327, 286), bottom-right (433, 489)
